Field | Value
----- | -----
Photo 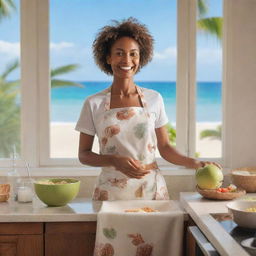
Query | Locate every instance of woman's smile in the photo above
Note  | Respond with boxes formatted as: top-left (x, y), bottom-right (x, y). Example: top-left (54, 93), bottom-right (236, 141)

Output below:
top-left (107, 36), bottom-right (140, 79)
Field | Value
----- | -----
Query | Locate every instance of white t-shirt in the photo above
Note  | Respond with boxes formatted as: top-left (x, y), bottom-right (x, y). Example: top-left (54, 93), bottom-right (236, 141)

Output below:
top-left (75, 86), bottom-right (169, 136)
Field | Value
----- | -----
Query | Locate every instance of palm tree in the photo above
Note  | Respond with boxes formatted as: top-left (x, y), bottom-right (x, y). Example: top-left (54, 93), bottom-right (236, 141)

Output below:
top-left (197, 0), bottom-right (223, 41)
top-left (0, 60), bottom-right (83, 157)
top-left (165, 123), bottom-right (176, 146)
top-left (197, 0), bottom-right (223, 142)
top-left (0, 60), bottom-right (20, 157)
top-left (0, 0), bottom-right (16, 21)
top-left (200, 125), bottom-right (221, 140)
top-left (51, 64), bottom-right (83, 88)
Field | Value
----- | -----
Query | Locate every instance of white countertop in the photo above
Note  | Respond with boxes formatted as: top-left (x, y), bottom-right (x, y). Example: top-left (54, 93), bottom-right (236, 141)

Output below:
top-left (180, 192), bottom-right (255, 256)
top-left (0, 197), bottom-right (186, 223)
top-left (0, 197), bottom-right (100, 222)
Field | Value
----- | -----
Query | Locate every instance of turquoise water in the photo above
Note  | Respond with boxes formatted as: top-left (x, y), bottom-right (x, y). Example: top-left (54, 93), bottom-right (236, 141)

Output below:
top-left (51, 81), bottom-right (222, 122)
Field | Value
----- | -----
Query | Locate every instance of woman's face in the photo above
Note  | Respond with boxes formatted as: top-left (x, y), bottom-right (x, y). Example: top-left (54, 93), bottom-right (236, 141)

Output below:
top-left (107, 36), bottom-right (140, 79)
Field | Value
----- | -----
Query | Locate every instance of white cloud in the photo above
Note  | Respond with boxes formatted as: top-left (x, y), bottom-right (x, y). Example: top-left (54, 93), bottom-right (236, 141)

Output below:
top-left (50, 42), bottom-right (75, 51)
top-left (197, 48), bottom-right (222, 64)
top-left (0, 40), bottom-right (20, 57)
top-left (153, 47), bottom-right (177, 60)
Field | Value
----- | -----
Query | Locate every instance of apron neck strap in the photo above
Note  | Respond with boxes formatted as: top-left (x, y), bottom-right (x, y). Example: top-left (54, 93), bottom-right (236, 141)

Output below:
top-left (105, 85), bottom-right (147, 111)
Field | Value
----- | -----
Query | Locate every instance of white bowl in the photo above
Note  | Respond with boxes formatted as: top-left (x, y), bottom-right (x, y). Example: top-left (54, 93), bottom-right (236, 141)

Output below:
top-left (227, 201), bottom-right (256, 228)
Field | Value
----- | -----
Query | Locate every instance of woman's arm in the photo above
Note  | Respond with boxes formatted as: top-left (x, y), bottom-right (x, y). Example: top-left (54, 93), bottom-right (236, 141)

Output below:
top-left (78, 132), bottom-right (113, 167)
top-left (78, 132), bottom-right (149, 178)
top-left (155, 126), bottom-right (220, 169)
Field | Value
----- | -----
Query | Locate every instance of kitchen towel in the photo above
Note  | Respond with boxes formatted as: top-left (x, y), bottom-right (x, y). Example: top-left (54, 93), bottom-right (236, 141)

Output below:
top-left (94, 200), bottom-right (184, 256)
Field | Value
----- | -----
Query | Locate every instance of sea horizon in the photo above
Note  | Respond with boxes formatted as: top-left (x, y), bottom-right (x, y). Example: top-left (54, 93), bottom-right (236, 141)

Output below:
top-left (51, 81), bottom-right (222, 123)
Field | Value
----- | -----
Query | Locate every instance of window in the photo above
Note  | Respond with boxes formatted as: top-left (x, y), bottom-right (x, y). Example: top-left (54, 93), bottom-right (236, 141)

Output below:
top-left (0, 0), bottom-right (21, 163)
top-left (48, 0), bottom-right (177, 162)
top-left (0, 0), bottom-right (225, 168)
top-left (196, 0), bottom-right (223, 158)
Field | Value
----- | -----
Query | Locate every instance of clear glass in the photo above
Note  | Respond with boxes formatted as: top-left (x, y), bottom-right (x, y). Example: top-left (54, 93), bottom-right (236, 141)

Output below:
top-left (196, 0), bottom-right (223, 158)
top-left (7, 146), bottom-right (21, 201)
top-left (0, 0), bottom-right (21, 158)
top-left (17, 178), bottom-right (34, 203)
top-left (50, 0), bottom-right (177, 158)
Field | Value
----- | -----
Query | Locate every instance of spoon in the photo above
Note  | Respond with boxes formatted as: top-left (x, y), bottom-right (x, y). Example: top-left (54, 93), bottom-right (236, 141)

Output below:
top-left (25, 162), bottom-right (32, 181)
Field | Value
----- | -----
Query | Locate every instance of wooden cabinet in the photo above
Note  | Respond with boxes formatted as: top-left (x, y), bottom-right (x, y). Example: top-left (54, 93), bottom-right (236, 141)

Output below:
top-left (184, 216), bottom-right (196, 256)
top-left (0, 223), bottom-right (43, 256)
top-left (45, 222), bottom-right (97, 256)
top-left (184, 216), bottom-right (220, 256)
top-left (0, 222), bottom-right (96, 256)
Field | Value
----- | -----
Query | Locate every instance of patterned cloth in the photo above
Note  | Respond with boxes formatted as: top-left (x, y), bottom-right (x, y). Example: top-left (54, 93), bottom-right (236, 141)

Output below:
top-left (92, 86), bottom-right (169, 201)
top-left (94, 201), bottom-right (184, 256)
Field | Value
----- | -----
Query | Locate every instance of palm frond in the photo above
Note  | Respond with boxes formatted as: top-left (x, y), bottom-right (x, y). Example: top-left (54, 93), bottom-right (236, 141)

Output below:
top-left (197, 17), bottom-right (223, 41)
top-left (200, 125), bottom-right (222, 140)
top-left (51, 64), bottom-right (80, 78)
top-left (197, 0), bottom-right (209, 18)
top-left (1, 59), bottom-right (19, 80)
top-left (165, 123), bottom-right (176, 146)
top-left (51, 79), bottom-right (84, 88)
top-left (0, 0), bottom-right (16, 20)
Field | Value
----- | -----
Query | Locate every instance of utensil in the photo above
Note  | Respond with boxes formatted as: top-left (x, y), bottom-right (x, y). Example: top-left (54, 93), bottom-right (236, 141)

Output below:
top-left (25, 162), bottom-right (31, 179)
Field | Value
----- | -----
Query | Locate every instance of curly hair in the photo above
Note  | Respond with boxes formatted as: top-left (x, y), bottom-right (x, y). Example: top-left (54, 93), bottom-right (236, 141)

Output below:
top-left (92, 17), bottom-right (154, 75)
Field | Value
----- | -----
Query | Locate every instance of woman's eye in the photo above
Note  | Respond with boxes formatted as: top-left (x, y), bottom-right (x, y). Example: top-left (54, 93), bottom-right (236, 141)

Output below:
top-left (116, 52), bottom-right (123, 56)
top-left (131, 52), bottom-right (138, 57)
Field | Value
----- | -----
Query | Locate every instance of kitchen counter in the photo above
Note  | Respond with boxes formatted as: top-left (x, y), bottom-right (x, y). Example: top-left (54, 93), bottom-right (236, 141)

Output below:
top-left (0, 197), bottom-right (185, 223)
top-left (2, 192), bottom-right (252, 255)
top-left (180, 192), bottom-right (255, 256)
top-left (0, 197), bottom-right (100, 222)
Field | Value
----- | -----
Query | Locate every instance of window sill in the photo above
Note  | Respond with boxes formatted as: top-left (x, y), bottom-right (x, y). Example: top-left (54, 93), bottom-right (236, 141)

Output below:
top-left (0, 166), bottom-right (231, 177)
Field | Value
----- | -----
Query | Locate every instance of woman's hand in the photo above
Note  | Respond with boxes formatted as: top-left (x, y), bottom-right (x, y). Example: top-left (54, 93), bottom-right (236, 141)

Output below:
top-left (195, 160), bottom-right (222, 170)
top-left (112, 155), bottom-right (150, 179)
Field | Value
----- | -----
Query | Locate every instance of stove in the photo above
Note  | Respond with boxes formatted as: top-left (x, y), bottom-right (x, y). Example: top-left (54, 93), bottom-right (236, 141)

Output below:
top-left (211, 213), bottom-right (256, 256)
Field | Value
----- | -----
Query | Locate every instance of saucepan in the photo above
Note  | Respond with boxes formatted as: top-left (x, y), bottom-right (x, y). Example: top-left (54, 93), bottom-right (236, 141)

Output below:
top-left (226, 200), bottom-right (256, 229)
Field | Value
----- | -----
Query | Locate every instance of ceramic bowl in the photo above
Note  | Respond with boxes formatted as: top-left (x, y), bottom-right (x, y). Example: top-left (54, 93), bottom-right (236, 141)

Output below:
top-left (227, 200), bottom-right (256, 228)
top-left (34, 178), bottom-right (80, 207)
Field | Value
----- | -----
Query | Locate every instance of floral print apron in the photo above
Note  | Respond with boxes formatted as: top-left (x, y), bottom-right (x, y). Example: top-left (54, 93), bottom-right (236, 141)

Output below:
top-left (92, 86), bottom-right (169, 201)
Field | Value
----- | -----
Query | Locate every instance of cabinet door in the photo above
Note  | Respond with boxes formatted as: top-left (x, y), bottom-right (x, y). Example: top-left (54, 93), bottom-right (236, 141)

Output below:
top-left (45, 222), bottom-right (97, 256)
top-left (0, 223), bottom-right (43, 256)
top-left (0, 236), bottom-right (17, 256)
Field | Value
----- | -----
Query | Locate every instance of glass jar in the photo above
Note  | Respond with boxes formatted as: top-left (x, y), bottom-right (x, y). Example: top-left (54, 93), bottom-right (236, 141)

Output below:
top-left (17, 178), bottom-right (34, 203)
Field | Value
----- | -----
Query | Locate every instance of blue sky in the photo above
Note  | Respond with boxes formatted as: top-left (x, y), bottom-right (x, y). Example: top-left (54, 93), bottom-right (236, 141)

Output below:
top-left (0, 0), bottom-right (222, 81)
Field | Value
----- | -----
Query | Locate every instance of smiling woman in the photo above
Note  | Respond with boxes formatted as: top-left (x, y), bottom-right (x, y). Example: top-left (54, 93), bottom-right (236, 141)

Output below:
top-left (49, 0), bottom-right (177, 161)
top-left (76, 18), bottom-right (187, 256)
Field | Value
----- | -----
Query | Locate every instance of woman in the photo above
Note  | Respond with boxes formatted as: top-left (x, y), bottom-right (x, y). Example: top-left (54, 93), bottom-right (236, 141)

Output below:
top-left (76, 17), bottom-right (220, 201)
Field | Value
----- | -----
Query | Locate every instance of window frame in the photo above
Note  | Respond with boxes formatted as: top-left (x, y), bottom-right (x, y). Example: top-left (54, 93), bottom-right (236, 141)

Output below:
top-left (0, 0), bottom-right (224, 168)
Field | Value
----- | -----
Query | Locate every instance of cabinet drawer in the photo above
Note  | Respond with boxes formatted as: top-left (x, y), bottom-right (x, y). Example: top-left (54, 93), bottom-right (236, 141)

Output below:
top-left (45, 222), bottom-right (96, 234)
top-left (0, 223), bottom-right (43, 235)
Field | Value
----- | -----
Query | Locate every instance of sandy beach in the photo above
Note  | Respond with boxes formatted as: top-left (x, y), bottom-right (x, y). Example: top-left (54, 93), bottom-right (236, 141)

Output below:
top-left (50, 122), bottom-right (221, 159)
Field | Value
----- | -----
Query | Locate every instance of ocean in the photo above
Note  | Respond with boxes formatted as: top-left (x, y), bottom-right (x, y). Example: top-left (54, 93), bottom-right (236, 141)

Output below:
top-left (51, 81), bottom-right (222, 123)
